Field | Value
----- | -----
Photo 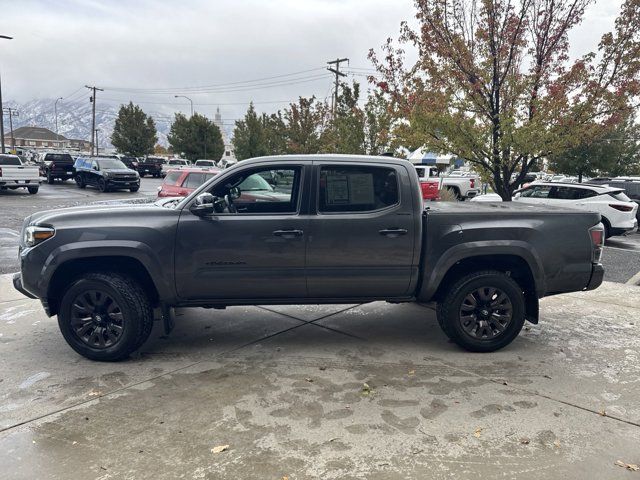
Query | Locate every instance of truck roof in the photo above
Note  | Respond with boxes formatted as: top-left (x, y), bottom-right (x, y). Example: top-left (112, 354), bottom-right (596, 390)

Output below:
top-left (245, 154), bottom-right (412, 167)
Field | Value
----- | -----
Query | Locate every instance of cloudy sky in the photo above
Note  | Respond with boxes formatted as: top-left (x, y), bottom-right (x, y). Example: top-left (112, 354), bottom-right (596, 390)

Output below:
top-left (0, 0), bottom-right (625, 124)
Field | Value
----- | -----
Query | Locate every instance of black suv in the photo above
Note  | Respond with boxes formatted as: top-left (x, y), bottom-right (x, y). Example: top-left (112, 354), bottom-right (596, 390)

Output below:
top-left (40, 153), bottom-right (75, 184)
top-left (119, 156), bottom-right (139, 170)
top-left (74, 156), bottom-right (140, 192)
top-left (137, 156), bottom-right (164, 177)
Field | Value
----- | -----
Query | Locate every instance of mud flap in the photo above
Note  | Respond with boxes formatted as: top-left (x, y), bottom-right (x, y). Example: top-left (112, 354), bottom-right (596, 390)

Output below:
top-left (525, 293), bottom-right (539, 324)
top-left (162, 305), bottom-right (175, 334)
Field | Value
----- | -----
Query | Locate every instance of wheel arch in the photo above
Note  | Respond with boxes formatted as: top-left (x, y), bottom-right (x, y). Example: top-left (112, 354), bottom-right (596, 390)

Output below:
top-left (46, 256), bottom-right (161, 316)
top-left (423, 252), bottom-right (540, 324)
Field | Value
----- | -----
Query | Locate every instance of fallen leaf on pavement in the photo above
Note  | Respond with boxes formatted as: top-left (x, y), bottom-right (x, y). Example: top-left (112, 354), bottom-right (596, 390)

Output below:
top-left (616, 460), bottom-right (639, 471)
top-left (520, 438), bottom-right (530, 445)
top-left (362, 383), bottom-right (372, 395)
top-left (474, 427), bottom-right (483, 438)
top-left (599, 409), bottom-right (607, 416)
top-left (408, 370), bottom-right (415, 376)
top-left (305, 377), bottom-right (313, 383)
top-left (211, 445), bottom-right (229, 454)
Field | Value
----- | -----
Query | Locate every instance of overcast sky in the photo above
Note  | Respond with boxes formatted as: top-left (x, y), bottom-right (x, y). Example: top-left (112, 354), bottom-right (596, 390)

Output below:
top-left (0, 0), bottom-right (625, 124)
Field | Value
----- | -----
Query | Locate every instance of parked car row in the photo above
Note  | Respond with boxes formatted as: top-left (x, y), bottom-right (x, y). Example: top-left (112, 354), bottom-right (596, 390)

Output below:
top-left (414, 166), bottom-right (480, 200)
top-left (472, 181), bottom-right (638, 238)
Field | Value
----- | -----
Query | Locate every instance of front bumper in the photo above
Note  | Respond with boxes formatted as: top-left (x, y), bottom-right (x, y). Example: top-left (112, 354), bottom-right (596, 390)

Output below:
top-left (13, 272), bottom-right (37, 299)
top-left (585, 263), bottom-right (604, 291)
top-left (106, 179), bottom-right (140, 188)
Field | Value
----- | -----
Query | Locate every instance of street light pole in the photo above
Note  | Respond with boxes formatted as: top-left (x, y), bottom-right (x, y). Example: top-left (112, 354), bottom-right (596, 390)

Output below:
top-left (174, 95), bottom-right (193, 117)
top-left (0, 34), bottom-right (13, 154)
top-left (54, 97), bottom-right (63, 139)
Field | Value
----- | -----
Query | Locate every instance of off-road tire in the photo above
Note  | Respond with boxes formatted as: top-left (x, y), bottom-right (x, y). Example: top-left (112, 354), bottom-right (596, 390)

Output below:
top-left (58, 272), bottom-right (154, 361)
top-left (436, 270), bottom-right (525, 352)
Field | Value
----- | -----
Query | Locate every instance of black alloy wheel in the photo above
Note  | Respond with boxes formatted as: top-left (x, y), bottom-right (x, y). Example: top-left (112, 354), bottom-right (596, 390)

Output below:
top-left (458, 287), bottom-right (513, 340)
top-left (436, 270), bottom-right (526, 352)
top-left (70, 290), bottom-right (124, 349)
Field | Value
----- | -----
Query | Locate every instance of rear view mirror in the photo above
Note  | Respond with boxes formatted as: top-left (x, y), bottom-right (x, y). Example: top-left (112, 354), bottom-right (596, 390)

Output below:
top-left (190, 193), bottom-right (215, 216)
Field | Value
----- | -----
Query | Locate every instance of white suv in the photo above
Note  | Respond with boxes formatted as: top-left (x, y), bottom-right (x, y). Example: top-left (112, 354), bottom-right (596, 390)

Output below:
top-left (515, 182), bottom-right (638, 238)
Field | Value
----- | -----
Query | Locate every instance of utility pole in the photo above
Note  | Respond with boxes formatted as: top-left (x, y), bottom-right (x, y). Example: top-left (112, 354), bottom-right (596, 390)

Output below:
top-left (95, 129), bottom-right (99, 156)
top-left (2, 107), bottom-right (17, 151)
top-left (0, 35), bottom-right (14, 154)
top-left (85, 85), bottom-right (103, 155)
top-left (327, 57), bottom-right (348, 117)
top-left (54, 97), bottom-right (63, 139)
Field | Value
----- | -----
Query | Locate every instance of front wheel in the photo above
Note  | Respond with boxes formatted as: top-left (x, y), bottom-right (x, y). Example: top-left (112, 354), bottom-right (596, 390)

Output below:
top-left (57, 272), bottom-right (154, 361)
top-left (76, 174), bottom-right (86, 189)
top-left (130, 186), bottom-right (139, 192)
top-left (98, 178), bottom-right (108, 192)
top-left (436, 270), bottom-right (526, 352)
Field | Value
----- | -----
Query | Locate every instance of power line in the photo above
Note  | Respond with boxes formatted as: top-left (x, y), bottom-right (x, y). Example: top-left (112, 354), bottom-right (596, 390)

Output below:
top-left (99, 66), bottom-right (327, 94)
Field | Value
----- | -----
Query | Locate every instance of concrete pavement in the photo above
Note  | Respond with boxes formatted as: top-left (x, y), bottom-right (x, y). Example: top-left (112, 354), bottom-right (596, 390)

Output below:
top-left (1, 274), bottom-right (639, 479)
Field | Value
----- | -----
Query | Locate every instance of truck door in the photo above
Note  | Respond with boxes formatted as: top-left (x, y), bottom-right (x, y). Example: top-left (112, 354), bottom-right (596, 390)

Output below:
top-left (306, 162), bottom-right (417, 298)
top-left (175, 163), bottom-right (310, 300)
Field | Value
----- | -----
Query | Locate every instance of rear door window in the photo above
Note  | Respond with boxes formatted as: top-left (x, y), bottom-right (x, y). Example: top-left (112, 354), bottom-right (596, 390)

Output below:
top-left (519, 185), bottom-right (551, 198)
top-left (319, 165), bottom-right (399, 213)
top-left (185, 172), bottom-right (205, 189)
top-left (163, 171), bottom-right (183, 186)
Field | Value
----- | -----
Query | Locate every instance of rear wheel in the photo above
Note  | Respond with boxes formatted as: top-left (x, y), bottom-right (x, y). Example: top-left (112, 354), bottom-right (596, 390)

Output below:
top-left (436, 270), bottom-right (525, 352)
top-left (130, 186), bottom-right (140, 192)
top-left (57, 272), bottom-right (154, 361)
top-left (27, 186), bottom-right (39, 194)
top-left (47, 172), bottom-right (55, 184)
top-left (602, 217), bottom-right (612, 239)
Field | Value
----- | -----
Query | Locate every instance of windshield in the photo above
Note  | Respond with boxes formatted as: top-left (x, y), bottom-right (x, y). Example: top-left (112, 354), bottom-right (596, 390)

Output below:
top-left (196, 160), bottom-right (215, 166)
top-left (0, 155), bottom-right (22, 166)
top-left (238, 173), bottom-right (274, 191)
top-left (96, 159), bottom-right (127, 169)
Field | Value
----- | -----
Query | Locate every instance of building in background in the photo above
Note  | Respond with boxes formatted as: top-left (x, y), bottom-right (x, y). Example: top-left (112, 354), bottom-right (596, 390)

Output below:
top-left (213, 108), bottom-right (236, 165)
top-left (7, 126), bottom-right (91, 151)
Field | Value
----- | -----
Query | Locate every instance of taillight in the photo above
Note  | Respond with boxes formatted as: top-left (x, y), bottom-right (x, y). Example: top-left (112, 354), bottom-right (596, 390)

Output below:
top-left (608, 203), bottom-right (634, 212)
top-left (0, 167), bottom-right (2, 176)
top-left (470, 178), bottom-right (475, 189)
top-left (589, 225), bottom-right (604, 263)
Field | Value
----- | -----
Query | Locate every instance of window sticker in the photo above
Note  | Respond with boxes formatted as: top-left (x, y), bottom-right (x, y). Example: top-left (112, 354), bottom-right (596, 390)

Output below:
top-left (326, 175), bottom-right (350, 204)
top-left (348, 173), bottom-right (374, 204)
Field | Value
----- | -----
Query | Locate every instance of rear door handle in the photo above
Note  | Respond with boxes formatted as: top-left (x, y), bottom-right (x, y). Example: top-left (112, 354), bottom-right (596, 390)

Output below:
top-left (272, 229), bottom-right (304, 238)
top-left (379, 228), bottom-right (408, 237)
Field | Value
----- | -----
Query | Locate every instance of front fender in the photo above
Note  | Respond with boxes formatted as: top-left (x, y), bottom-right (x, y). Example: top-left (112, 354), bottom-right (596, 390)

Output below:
top-left (30, 240), bottom-right (175, 301)
top-left (418, 241), bottom-right (546, 301)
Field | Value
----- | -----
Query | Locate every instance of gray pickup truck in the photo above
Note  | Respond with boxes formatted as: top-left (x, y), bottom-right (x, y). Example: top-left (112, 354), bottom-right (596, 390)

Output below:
top-left (13, 155), bottom-right (605, 361)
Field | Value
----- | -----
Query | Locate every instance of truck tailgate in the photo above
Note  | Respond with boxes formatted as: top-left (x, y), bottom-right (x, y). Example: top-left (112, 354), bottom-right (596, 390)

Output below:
top-left (0, 166), bottom-right (41, 182)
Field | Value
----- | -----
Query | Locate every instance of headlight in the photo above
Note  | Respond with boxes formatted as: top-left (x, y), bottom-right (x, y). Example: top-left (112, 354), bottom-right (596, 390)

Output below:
top-left (24, 226), bottom-right (55, 247)
top-left (103, 172), bottom-right (112, 178)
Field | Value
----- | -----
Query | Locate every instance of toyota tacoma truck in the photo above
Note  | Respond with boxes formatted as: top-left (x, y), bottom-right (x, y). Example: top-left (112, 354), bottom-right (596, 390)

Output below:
top-left (13, 155), bottom-right (605, 361)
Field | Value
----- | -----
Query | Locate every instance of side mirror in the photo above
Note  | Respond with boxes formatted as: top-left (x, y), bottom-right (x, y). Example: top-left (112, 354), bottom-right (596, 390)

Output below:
top-left (92, 165), bottom-right (98, 171)
top-left (190, 192), bottom-right (216, 216)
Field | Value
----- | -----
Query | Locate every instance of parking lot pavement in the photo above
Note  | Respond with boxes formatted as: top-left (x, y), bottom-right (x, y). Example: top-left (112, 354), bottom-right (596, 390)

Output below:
top-left (1, 277), bottom-right (639, 479)
top-left (603, 231), bottom-right (640, 284)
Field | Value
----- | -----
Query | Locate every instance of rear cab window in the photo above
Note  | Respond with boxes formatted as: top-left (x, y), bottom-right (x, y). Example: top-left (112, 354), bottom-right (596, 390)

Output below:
top-left (45, 153), bottom-right (73, 164)
top-left (0, 155), bottom-right (22, 166)
top-left (318, 165), bottom-right (399, 213)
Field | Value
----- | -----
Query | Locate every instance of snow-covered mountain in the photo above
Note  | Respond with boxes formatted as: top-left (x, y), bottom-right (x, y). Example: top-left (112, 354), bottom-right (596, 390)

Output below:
top-left (3, 99), bottom-right (170, 148)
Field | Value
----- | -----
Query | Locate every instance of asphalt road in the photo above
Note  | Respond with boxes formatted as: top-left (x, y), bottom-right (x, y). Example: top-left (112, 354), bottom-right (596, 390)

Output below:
top-left (1, 181), bottom-right (639, 283)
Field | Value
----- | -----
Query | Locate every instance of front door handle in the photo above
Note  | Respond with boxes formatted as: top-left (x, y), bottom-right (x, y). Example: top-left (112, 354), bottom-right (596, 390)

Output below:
top-left (272, 229), bottom-right (304, 238)
top-left (379, 228), bottom-right (408, 237)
